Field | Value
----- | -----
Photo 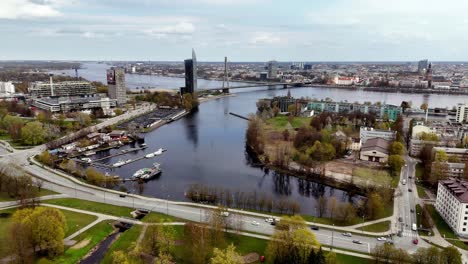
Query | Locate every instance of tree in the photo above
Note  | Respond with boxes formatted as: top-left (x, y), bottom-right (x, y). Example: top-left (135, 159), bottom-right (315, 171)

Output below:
top-left (142, 223), bottom-right (175, 256)
top-left (435, 150), bottom-right (448, 162)
top-left (267, 215), bottom-right (319, 264)
top-left (2, 114), bottom-right (24, 141)
top-left (420, 103), bottom-right (428, 112)
top-left (389, 141), bottom-right (405, 155)
top-left (182, 93), bottom-right (194, 111)
top-left (366, 192), bottom-right (384, 220)
top-left (317, 195), bottom-right (328, 218)
top-left (11, 207), bottom-right (67, 258)
top-left (335, 202), bottom-right (357, 224)
top-left (325, 251), bottom-right (336, 264)
top-left (430, 161), bottom-right (449, 186)
top-left (210, 244), bottom-right (243, 264)
top-left (448, 156), bottom-right (461, 163)
top-left (111, 251), bottom-right (130, 264)
top-left (328, 197), bottom-right (338, 220)
top-left (9, 221), bottom-right (34, 264)
top-left (388, 155), bottom-right (405, 176)
top-left (155, 252), bottom-right (174, 264)
top-left (246, 116), bottom-right (265, 155)
top-left (184, 223), bottom-right (213, 264)
top-left (21, 121), bottom-right (45, 145)
top-left (440, 246), bottom-right (462, 264)
top-left (75, 112), bottom-right (92, 127)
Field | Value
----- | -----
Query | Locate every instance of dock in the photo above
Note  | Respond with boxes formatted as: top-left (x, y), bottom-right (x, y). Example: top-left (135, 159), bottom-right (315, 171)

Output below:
top-left (91, 146), bottom-right (147, 162)
top-left (229, 112), bottom-right (251, 121)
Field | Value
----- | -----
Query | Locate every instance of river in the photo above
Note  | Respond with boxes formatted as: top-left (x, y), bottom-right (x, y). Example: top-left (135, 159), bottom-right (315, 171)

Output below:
top-left (52, 63), bottom-right (468, 215)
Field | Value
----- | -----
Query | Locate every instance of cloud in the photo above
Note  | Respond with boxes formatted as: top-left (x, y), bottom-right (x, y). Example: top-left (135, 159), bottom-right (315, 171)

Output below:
top-left (0, 0), bottom-right (62, 19)
top-left (144, 22), bottom-right (195, 36)
top-left (249, 32), bottom-right (281, 45)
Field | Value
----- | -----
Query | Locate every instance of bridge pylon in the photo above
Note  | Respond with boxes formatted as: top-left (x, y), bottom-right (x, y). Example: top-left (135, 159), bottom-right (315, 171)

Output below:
top-left (222, 56), bottom-right (230, 93)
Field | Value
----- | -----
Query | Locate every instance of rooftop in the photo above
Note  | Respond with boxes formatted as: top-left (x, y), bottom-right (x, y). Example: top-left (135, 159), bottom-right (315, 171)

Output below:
top-left (361, 138), bottom-right (390, 154)
top-left (440, 177), bottom-right (468, 203)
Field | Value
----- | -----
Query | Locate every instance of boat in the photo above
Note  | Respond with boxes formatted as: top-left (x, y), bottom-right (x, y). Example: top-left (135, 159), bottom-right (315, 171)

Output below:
top-left (153, 148), bottom-right (165, 156)
top-left (145, 153), bottom-right (155, 158)
top-left (81, 157), bottom-right (92, 163)
top-left (133, 168), bottom-right (151, 178)
top-left (125, 159), bottom-right (132, 164)
top-left (84, 151), bottom-right (96, 156)
top-left (113, 159), bottom-right (126, 167)
top-left (139, 163), bottom-right (161, 180)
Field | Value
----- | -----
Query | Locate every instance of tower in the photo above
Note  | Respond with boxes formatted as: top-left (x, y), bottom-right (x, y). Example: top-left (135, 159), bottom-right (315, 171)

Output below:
top-left (107, 67), bottom-right (126, 105)
top-left (222, 56), bottom-right (230, 93)
top-left (426, 63), bottom-right (433, 88)
top-left (182, 49), bottom-right (197, 94)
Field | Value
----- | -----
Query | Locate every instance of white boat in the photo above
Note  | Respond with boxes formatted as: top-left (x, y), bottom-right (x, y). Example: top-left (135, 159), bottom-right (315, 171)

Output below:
top-left (113, 160), bottom-right (126, 167)
top-left (139, 163), bottom-right (161, 180)
top-left (125, 159), bottom-right (132, 164)
top-left (84, 151), bottom-right (96, 156)
top-left (153, 148), bottom-right (164, 156)
top-left (145, 153), bottom-right (155, 158)
top-left (133, 168), bottom-right (151, 178)
top-left (81, 157), bottom-right (92, 163)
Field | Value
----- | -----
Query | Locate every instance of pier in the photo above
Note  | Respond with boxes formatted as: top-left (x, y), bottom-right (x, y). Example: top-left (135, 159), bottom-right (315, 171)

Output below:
top-left (229, 112), bottom-right (251, 121)
top-left (91, 146), bottom-right (147, 162)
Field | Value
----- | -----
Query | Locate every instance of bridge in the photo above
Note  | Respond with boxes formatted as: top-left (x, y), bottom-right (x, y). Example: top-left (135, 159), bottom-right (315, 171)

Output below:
top-left (200, 81), bottom-right (312, 93)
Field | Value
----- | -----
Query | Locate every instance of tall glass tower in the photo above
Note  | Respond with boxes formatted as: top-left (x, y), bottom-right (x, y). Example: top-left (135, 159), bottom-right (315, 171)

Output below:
top-left (183, 49), bottom-right (197, 94)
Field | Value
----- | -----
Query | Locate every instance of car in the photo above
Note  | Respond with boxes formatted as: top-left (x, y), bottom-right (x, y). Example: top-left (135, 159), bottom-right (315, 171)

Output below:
top-left (251, 221), bottom-right (260, 226)
top-left (413, 239), bottom-right (419, 245)
top-left (352, 240), bottom-right (363, 244)
top-left (410, 209), bottom-right (415, 213)
top-left (397, 231), bottom-right (403, 237)
top-left (220, 212), bottom-right (230, 217)
top-left (409, 176), bottom-right (412, 179)
top-left (119, 194), bottom-right (126, 198)
top-left (311, 226), bottom-right (320, 230)
top-left (377, 237), bottom-right (387, 241)
top-left (408, 188), bottom-right (413, 192)
top-left (398, 217), bottom-right (403, 222)
top-left (265, 217), bottom-right (274, 223)
top-left (342, 232), bottom-right (352, 237)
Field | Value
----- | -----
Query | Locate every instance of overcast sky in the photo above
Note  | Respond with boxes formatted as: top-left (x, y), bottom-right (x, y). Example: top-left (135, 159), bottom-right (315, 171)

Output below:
top-left (1, 0), bottom-right (468, 62)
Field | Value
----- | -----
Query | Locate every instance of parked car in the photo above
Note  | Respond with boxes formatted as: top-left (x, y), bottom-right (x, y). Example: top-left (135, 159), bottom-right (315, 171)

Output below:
top-left (342, 232), bottom-right (352, 237)
top-left (251, 221), bottom-right (260, 226)
top-left (119, 194), bottom-right (126, 198)
top-left (408, 188), bottom-right (413, 192)
top-left (410, 209), bottom-right (415, 213)
top-left (413, 239), bottom-right (419, 245)
top-left (265, 217), bottom-right (274, 223)
top-left (377, 237), bottom-right (387, 241)
top-left (220, 211), bottom-right (230, 217)
top-left (398, 217), bottom-right (403, 222)
top-left (352, 240), bottom-right (363, 244)
top-left (311, 226), bottom-right (320, 230)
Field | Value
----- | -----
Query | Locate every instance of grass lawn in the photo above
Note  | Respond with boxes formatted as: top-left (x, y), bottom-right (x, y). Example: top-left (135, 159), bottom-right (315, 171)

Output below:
top-left (44, 198), bottom-right (134, 217)
top-left (266, 116), bottom-right (311, 130)
top-left (427, 204), bottom-right (468, 250)
top-left (0, 188), bottom-right (57, 202)
top-left (101, 225), bottom-right (143, 264)
top-left (415, 163), bottom-right (424, 180)
top-left (357, 221), bottom-right (391, 232)
top-left (352, 167), bottom-right (392, 187)
top-left (0, 208), bottom-right (15, 259)
top-left (416, 185), bottom-right (428, 199)
top-left (336, 253), bottom-right (370, 264)
top-left (61, 209), bottom-right (98, 237)
top-left (48, 220), bottom-right (115, 264)
top-left (140, 211), bottom-right (179, 223)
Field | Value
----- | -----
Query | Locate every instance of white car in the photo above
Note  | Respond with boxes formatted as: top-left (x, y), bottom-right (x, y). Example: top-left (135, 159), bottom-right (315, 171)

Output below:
top-left (265, 217), bottom-right (274, 223)
top-left (220, 212), bottom-right (229, 217)
top-left (342, 232), bottom-right (352, 237)
top-left (251, 221), bottom-right (260, 226)
top-left (377, 237), bottom-right (387, 241)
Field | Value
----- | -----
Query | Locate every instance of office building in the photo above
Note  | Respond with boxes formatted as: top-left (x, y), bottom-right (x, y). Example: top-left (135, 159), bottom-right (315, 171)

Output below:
top-left (433, 147), bottom-right (468, 163)
top-left (267, 60), bottom-right (278, 79)
top-left (418, 59), bottom-right (429, 74)
top-left (181, 49), bottom-right (197, 94)
top-left (436, 178), bottom-right (468, 237)
top-left (360, 127), bottom-right (397, 144)
top-left (456, 104), bottom-right (468, 123)
top-left (107, 67), bottom-right (127, 105)
top-left (29, 81), bottom-right (95, 98)
top-left (0, 82), bottom-right (15, 95)
top-left (32, 94), bottom-right (116, 114)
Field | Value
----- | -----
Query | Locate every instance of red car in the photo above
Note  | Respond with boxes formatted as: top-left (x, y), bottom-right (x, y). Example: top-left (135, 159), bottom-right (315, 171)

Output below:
top-left (260, 256), bottom-right (265, 262)
top-left (413, 239), bottom-right (419, 245)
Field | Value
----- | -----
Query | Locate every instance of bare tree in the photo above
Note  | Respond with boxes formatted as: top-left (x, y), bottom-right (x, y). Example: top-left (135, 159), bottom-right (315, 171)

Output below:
top-left (317, 195), bottom-right (328, 217)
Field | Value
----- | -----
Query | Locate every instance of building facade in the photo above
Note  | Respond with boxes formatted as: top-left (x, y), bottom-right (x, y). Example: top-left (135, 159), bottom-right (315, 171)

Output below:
top-left (307, 101), bottom-right (402, 121)
top-left (107, 67), bottom-right (127, 105)
top-left (418, 59), bottom-right (429, 74)
top-left (29, 81), bottom-right (95, 98)
top-left (456, 104), bottom-right (468, 123)
top-left (436, 178), bottom-right (468, 237)
top-left (32, 94), bottom-right (116, 114)
top-left (267, 60), bottom-right (278, 79)
top-left (182, 49), bottom-right (197, 94)
top-left (359, 138), bottom-right (390, 163)
top-left (0, 82), bottom-right (15, 95)
top-left (359, 127), bottom-right (397, 144)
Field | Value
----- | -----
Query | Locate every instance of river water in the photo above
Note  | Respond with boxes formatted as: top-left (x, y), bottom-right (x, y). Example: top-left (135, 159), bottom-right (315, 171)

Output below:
top-left (53, 63), bottom-right (468, 215)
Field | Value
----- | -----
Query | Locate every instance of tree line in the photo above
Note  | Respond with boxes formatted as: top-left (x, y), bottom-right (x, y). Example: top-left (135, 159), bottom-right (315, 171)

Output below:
top-left (372, 243), bottom-right (461, 264)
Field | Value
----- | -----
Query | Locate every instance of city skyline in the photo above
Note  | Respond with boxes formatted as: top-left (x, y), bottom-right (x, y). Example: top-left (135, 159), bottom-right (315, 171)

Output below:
top-left (2, 0), bottom-right (468, 61)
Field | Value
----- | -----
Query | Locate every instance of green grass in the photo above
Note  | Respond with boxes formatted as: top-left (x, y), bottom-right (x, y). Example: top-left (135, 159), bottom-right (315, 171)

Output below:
top-left (50, 220), bottom-right (114, 264)
top-left (352, 168), bottom-right (392, 187)
top-left (266, 116), bottom-right (311, 130)
top-left (357, 221), bottom-right (391, 232)
top-left (416, 185), bottom-right (428, 199)
top-left (415, 163), bottom-right (424, 180)
top-left (44, 198), bottom-right (134, 217)
top-left (336, 253), bottom-right (370, 264)
top-left (101, 225), bottom-right (142, 264)
top-left (61, 209), bottom-right (98, 237)
top-left (427, 204), bottom-right (468, 250)
top-left (0, 188), bottom-right (57, 202)
top-left (140, 211), bottom-right (179, 223)
top-left (0, 208), bottom-right (15, 259)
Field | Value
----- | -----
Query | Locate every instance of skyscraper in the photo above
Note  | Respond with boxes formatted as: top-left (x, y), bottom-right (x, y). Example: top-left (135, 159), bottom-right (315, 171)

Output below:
top-left (182, 49), bottom-right (197, 94)
top-left (267, 60), bottom-right (278, 79)
top-left (418, 59), bottom-right (428, 74)
top-left (107, 67), bottom-right (126, 105)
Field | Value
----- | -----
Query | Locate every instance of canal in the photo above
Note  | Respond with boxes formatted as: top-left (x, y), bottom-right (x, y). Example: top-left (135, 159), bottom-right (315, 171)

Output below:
top-left (53, 63), bottom-right (468, 215)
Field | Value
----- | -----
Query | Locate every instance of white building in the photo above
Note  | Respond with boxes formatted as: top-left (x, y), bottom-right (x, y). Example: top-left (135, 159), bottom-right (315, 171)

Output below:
top-left (334, 76), bottom-right (356, 86)
top-left (359, 127), bottom-right (396, 144)
top-left (456, 104), bottom-right (468, 123)
top-left (436, 178), bottom-right (468, 237)
top-left (360, 138), bottom-right (390, 163)
top-left (0, 81), bottom-right (15, 95)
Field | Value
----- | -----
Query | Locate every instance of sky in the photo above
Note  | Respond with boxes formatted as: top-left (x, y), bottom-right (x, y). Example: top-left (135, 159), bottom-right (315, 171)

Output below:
top-left (1, 0), bottom-right (468, 61)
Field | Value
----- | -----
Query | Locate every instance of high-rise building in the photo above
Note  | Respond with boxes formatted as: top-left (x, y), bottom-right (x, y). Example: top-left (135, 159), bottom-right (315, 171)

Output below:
top-left (29, 81), bottom-right (95, 97)
top-left (0, 82), bottom-right (15, 95)
top-left (456, 103), bottom-right (468, 123)
top-left (107, 67), bottom-right (126, 105)
top-left (181, 49), bottom-right (197, 94)
top-left (267, 60), bottom-right (278, 79)
top-left (418, 59), bottom-right (428, 74)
